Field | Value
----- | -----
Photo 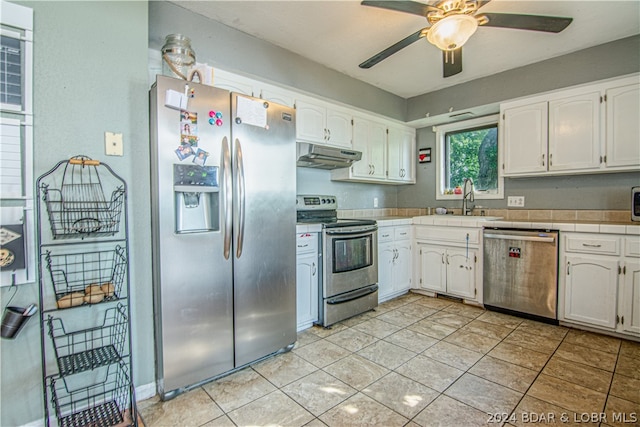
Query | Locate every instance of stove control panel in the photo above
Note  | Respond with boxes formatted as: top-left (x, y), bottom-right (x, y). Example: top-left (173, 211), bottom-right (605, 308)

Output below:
top-left (296, 194), bottom-right (337, 210)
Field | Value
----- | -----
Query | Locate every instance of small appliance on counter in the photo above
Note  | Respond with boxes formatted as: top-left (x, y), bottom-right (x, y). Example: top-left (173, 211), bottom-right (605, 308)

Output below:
top-left (632, 186), bottom-right (639, 222)
top-left (296, 195), bottom-right (378, 326)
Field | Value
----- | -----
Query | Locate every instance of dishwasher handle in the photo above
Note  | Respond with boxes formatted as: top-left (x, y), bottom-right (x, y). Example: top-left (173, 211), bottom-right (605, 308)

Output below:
top-left (484, 233), bottom-right (556, 243)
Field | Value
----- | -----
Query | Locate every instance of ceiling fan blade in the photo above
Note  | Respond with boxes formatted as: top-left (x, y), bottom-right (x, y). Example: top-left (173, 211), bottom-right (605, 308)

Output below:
top-left (360, 1), bottom-right (439, 17)
top-left (480, 13), bottom-right (573, 33)
top-left (477, 0), bottom-right (492, 9)
top-left (359, 29), bottom-right (425, 69)
top-left (443, 48), bottom-right (463, 78)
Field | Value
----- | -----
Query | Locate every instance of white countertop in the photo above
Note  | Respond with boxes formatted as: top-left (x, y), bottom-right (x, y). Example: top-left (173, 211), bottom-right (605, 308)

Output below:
top-left (374, 217), bottom-right (413, 227)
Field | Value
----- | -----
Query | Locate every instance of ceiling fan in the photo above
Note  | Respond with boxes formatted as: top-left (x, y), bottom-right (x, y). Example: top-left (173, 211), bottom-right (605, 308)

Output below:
top-left (359, 0), bottom-right (573, 77)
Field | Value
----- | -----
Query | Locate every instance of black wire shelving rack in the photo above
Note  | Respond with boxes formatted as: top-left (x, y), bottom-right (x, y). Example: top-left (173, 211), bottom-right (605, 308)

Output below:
top-left (36, 156), bottom-right (137, 427)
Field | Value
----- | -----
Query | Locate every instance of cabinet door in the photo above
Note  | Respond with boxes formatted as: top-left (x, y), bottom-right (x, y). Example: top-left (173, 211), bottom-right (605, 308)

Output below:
top-left (445, 249), bottom-right (476, 299)
top-left (548, 92), bottom-right (601, 172)
top-left (418, 245), bottom-right (446, 292)
top-left (387, 126), bottom-right (415, 183)
top-left (325, 109), bottom-right (352, 148)
top-left (502, 102), bottom-right (548, 175)
top-left (260, 88), bottom-right (295, 108)
top-left (213, 74), bottom-right (255, 96)
top-left (378, 241), bottom-right (395, 302)
top-left (296, 251), bottom-right (318, 330)
top-left (620, 259), bottom-right (640, 335)
top-left (296, 101), bottom-right (326, 144)
top-left (368, 121), bottom-right (387, 179)
top-left (351, 117), bottom-right (372, 177)
top-left (606, 83), bottom-right (640, 168)
top-left (564, 255), bottom-right (618, 329)
top-left (394, 240), bottom-right (412, 293)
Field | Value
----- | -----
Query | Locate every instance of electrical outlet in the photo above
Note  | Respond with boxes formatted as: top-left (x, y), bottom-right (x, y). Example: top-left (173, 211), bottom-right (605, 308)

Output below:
top-left (105, 132), bottom-right (123, 156)
top-left (508, 196), bottom-right (525, 207)
top-left (373, 197), bottom-right (379, 208)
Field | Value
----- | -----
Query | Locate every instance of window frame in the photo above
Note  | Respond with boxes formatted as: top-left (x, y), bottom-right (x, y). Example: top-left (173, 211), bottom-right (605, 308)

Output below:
top-left (434, 114), bottom-right (503, 201)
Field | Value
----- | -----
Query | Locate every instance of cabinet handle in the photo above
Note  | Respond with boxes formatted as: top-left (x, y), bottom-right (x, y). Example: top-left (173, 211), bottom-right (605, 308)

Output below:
top-left (446, 254), bottom-right (450, 265)
top-left (567, 261), bottom-right (570, 275)
top-left (549, 153), bottom-right (553, 166)
top-left (542, 154), bottom-right (545, 167)
top-left (312, 262), bottom-right (316, 276)
top-left (327, 128), bottom-right (331, 141)
top-left (441, 253), bottom-right (445, 264)
top-left (372, 164), bottom-right (376, 175)
top-left (581, 243), bottom-right (602, 248)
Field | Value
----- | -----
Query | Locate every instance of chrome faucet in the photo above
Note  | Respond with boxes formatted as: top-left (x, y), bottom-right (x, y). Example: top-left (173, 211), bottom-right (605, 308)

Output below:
top-left (461, 178), bottom-right (474, 216)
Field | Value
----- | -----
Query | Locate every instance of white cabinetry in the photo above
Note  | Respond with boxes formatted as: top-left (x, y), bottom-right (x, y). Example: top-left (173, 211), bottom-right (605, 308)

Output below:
top-left (387, 125), bottom-right (416, 183)
top-left (332, 117), bottom-right (416, 185)
top-left (296, 100), bottom-right (352, 148)
top-left (413, 226), bottom-right (480, 302)
top-left (560, 232), bottom-right (640, 337)
top-left (548, 91), bottom-right (601, 172)
top-left (606, 83), bottom-right (640, 168)
top-left (350, 116), bottom-right (386, 180)
top-left (296, 232), bottom-right (319, 331)
top-left (502, 102), bottom-right (548, 175)
top-left (501, 74), bottom-right (639, 177)
top-left (378, 225), bottom-right (411, 303)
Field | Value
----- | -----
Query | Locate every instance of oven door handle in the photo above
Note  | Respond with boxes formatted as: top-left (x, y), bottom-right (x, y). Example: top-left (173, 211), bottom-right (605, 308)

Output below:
top-left (326, 285), bottom-right (379, 305)
top-left (325, 226), bottom-right (377, 235)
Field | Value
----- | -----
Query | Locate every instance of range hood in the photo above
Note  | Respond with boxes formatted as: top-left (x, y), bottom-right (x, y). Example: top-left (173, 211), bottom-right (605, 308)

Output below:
top-left (296, 142), bottom-right (362, 170)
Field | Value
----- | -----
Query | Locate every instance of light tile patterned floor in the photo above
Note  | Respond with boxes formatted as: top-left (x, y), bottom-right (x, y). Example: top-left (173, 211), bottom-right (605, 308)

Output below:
top-left (139, 293), bottom-right (640, 427)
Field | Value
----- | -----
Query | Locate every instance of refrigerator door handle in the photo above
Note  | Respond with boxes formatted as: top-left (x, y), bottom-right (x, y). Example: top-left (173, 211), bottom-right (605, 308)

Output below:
top-left (222, 136), bottom-right (233, 260)
top-left (235, 138), bottom-right (246, 258)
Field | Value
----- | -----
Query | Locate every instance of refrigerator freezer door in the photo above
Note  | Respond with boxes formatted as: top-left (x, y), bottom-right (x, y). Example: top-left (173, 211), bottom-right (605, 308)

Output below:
top-left (150, 76), bottom-right (234, 396)
top-left (231, 94), bottom-right (297, 366)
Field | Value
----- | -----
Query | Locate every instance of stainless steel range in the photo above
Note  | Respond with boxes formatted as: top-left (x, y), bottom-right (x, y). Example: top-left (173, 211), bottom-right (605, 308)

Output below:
top-left (296, 195), bottom-right (378, 327)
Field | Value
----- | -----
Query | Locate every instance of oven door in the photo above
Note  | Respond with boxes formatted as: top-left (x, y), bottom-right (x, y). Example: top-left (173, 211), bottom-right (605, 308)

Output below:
top-left (323, 225), bottom-right (378, 297)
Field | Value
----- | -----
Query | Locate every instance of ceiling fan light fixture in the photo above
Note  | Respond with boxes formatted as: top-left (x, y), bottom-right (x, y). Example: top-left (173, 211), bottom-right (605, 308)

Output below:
top-left (426, 14), bottom-right (478, 50)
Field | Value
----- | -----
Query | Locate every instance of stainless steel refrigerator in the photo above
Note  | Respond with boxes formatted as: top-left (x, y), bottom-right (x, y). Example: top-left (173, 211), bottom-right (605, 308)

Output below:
top-left (149, 75), bottom-right (297, 400)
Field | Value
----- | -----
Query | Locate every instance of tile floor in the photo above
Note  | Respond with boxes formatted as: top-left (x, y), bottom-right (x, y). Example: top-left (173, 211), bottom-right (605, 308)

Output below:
top-left (139, 293), bottom-right (640, 427)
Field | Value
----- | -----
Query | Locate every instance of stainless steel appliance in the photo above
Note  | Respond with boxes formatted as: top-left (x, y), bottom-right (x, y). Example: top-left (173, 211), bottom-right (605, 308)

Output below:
top-left (632, 186), bottom-right (640, 222)
top-left (296, 142), bottom-right (362, 169)
top-left (150, 75), bottom-right (297, 400)
top-left (483, 228), bottom-right (559, 322)
top-left (296, 195), bottom-right (378, 326)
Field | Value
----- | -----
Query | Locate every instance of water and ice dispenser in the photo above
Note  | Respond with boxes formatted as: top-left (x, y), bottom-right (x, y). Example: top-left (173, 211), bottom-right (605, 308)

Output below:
top-left (173, 164), bottom-right (220, 233)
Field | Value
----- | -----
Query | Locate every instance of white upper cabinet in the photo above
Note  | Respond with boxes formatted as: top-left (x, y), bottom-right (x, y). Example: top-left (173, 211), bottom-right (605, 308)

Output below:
top-left (295, 99), bottom-right (352, 148)
top-left (548, 91), bottom-right (601, 172)
top-left (502, 102), bottom-right (548, 176)
top-left (387, 125), bottom-right (416, 183)
top-left (333, 116), bottom-right (416, 185)
top-left (259, 85), bottom-right (296, 108)
top-left (501, 74), bottom-right (639, 177)
top-left (350, 116), bottom-right (386, 179)
top-left (606, 83), bottom-right (640, 168)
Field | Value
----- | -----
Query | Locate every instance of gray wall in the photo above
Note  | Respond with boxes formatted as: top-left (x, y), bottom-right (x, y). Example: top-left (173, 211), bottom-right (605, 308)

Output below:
top-left (0, 2), bottom-right (151, 426)
top-left (399, 35), bottom-right (640, 211)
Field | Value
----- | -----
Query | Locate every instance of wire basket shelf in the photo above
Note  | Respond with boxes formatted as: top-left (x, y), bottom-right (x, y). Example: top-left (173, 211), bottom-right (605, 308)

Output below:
top-left (39, 156), bottom-right (125, 239)
top-left (48, 363), bottom-right (132, 427)
top-left (44, 246), bottom-right (127, 308)
top-left (47, 304), bottom-right (128, 376)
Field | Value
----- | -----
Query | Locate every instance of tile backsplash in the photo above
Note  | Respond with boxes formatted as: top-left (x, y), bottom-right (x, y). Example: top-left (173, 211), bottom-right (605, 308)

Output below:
top-left (339, 208), bottom-right (633, 224)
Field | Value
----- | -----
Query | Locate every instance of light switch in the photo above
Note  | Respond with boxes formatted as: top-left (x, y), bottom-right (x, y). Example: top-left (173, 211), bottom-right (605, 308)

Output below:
top-left (105, 132), bottom-right (123, 156)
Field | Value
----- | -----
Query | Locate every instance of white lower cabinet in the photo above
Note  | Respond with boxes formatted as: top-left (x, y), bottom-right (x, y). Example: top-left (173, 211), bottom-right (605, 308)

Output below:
top-left (378, 226), bottom-right (411, 303)
top-left (560, 232), bottom-right (640, 337)
top-left (417, 244), bottom-right (477, 299)
top-left (413, 225), bottom-right (480, 302)
top-left (563, 255), bottom-right (618, 329)
top-left (296, 232), bottom-right (319, 331)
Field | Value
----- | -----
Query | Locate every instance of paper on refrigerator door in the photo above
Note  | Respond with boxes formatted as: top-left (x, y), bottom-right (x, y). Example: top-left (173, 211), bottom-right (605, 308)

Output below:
top-left (236, 96), bottom-right (267, 129)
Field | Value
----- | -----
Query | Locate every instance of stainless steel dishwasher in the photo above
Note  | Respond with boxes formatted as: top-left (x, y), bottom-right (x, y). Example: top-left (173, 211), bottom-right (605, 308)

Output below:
top-left (483, 228), bottom-right (559, 322)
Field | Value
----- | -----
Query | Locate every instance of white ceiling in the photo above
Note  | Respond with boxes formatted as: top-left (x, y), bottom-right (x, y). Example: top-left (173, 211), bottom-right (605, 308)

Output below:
top-left (173, 0), bottom-right (640, 98)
